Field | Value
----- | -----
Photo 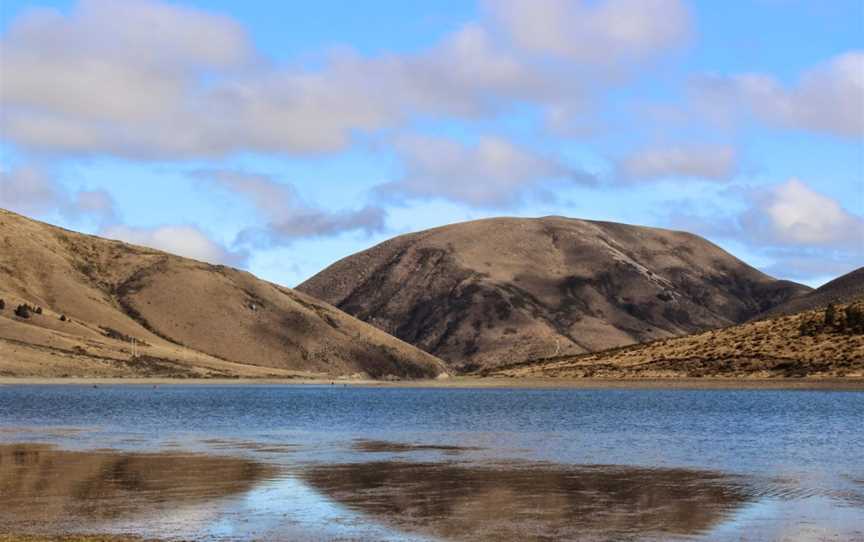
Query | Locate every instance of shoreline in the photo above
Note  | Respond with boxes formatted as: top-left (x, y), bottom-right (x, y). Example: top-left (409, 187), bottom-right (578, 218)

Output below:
top-left (2, 376), bottom-right (864, 390)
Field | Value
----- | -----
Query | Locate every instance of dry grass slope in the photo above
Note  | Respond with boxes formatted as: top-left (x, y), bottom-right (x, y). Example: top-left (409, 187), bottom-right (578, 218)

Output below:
top-left (488, 302), bottom-right (864, 379)
top-left (0, 209), bottom-right (446, 379)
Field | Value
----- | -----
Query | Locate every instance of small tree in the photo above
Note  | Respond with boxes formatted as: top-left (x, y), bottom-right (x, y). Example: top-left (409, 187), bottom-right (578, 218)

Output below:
top-left (14, 304), bottom-right (30, 319)
top-left (824, 304), bottom-right (837, 328)
top-left (844, 305), bottom-right (864, 334)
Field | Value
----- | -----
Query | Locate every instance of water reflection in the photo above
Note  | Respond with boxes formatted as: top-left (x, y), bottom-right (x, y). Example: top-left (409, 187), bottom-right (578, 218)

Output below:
top-left (302, 461), bottom-right (754, 541)
top-left (352, 439), bottom-right (482, 454)
top-left (2, 441), bottom-right (862, 541)
top-left (0, 444), bottom-right (274, 533)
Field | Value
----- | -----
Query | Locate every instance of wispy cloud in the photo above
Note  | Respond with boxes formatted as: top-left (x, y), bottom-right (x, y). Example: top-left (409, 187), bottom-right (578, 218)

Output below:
top-left (616, 145), bottom-right (737, 182)
top-left (376, 135), bottom-right (593, 208)
top-left (693, 51), bottom-right (864, 138)
top-left (0, 164), bottom-right (116, 223)
top-left (200, 170), bottom-right (387, 246)
top-left (102, 224), bottom-right (248, 266)
top-left (485, 0), bottom-right (691, 65)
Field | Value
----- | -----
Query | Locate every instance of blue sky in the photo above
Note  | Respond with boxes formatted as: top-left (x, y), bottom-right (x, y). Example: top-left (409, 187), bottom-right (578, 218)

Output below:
top-left (1, 0), bottom-right (862, 288)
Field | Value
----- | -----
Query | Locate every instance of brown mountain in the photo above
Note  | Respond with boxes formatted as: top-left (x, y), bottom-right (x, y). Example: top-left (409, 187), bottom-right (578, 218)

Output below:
top-left (756, 267), bottom-right (864, 318)
top-left (0, 208), bottom-right (446, 379)
top-left (298, 216), bottom-right (810, 370)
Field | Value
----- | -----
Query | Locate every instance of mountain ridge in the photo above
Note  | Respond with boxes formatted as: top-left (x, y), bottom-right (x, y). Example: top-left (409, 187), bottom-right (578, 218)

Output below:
top-left (755, 267), bottom-right (864, 319)
top-left (299, 216), bottom-right (810, 370)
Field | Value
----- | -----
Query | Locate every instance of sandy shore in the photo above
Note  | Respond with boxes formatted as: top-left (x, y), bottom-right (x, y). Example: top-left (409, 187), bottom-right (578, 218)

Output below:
top-left (2, 376), bottom-right (864, 390)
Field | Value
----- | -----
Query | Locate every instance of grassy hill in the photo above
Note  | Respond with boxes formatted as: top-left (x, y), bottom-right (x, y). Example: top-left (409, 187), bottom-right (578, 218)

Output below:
top-left (299, 216), bottom-right (809, 371)
top-left (0, 209), bottom-right (447, 379)
top-left (485, 301), bottom-right (864, 379)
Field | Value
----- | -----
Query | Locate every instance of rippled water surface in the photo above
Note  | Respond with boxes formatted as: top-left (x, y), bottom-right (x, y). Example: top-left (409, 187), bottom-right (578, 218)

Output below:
top-left (1, 385), bottom-right (862, 541)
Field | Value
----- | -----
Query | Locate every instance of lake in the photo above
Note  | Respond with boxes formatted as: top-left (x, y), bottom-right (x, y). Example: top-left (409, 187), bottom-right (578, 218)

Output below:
top-left (1, 385), bottom-right (862, 541)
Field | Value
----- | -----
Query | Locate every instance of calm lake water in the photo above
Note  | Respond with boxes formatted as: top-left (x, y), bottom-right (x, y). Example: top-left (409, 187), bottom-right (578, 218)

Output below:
top-left (1, 385), bottom-right (863, 541)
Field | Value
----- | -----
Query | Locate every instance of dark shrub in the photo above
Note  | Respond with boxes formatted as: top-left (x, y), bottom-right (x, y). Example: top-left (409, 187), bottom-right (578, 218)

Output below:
top-left (824, 304), bottom-right (837, 327)
top-left (60, 314), bottom-right (67, 322)
top-left (14, 304), bottom-right (30, 319)
top-left (0, 299), bottom-right (5, 310)
top-left (35, 306), bottom-right (43, 315)
top-left (843, 304), bottom-right (864, 334)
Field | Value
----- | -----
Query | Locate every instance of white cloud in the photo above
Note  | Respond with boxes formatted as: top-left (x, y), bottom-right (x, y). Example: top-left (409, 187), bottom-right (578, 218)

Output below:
top-left (0, 0), bottom-right (255, 157)
top-left (666, 178), bottom-right (863, 282)
top-left (0, 0), bottom-right (691, 159)
top-left (0, 164), bottom-right (116, 222)
top-left (485, 0), bottom-right (691, 65)
top-left (694, 51), bottom-right (864, 138)
top-left (101, 224), bottom-right (246, 266)
top-left (618, 145), bottom-right (737, 181)
top-left (744, 179), bottom-right (864, 247)
top-left (378, 135), bottom-right (591, 207)
top-left (202, 170), bottom-right (386, 245)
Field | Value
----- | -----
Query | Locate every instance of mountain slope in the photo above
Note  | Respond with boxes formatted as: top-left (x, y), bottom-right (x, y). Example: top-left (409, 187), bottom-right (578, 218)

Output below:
top-left (298, 216), bottom-right (809, 370)
top-left (756, 267), bottom-right (864, 319)
top-left (486, 301), bottom-right (864, 379)
top-left (0, 209), bottom-right (447, 379)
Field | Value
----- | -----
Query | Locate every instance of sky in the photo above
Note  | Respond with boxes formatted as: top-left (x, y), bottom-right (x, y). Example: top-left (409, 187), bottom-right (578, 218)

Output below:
top-left (0, 0), bottom-right (862, 288)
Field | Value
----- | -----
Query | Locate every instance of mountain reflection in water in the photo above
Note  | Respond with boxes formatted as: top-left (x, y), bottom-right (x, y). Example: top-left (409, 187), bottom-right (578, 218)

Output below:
top-left (2, 385), bottom-right (862, 540)
top-left (302, 460), bottom-right (753, 541)
top-left (1, 442), bottom-right (755, 541)
top-left (0, 444), bottom-right (273, 532)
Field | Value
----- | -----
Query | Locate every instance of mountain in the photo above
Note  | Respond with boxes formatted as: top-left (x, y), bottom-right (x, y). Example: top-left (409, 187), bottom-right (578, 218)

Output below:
top-left (0, 209), bottom-right (446, 379)
top-left (298, 216), bottom-right (810, 370)
top-left (485, 300), bottom-right (864, 379)
top-left (756, 267), bottom-right (864, 318)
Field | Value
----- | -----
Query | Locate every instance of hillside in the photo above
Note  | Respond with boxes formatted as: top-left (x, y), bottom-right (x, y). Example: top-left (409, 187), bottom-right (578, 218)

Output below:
top-left (485, 301), bottom-right (864, 379)
top-left (298, 216), bottom-right (809, 370)
top-left (756, 267), bottom-right (864, 318)
top-left (0, 209), bottom-right (447, 379)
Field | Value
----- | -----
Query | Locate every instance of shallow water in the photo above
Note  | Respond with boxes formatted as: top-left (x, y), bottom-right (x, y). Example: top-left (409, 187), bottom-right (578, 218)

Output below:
top-left (0, 385), bottom-right (862, 540)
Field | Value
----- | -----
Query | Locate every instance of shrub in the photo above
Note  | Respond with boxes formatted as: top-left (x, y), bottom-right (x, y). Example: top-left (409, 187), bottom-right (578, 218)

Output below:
top-left (35, 306), bottom-right (43, 315)
top-left (59, 314), bottom-right (67, 322)
top-left (846, 305), bottom-right (864, 333)
top-left (0, 299), bottom-right (5, 310)
top-left (799, 303), bottom-right (864, 336)
top-left (824, 304), bottom-right (837, 326)
top-left (14, 304), bottom-right (30, 319)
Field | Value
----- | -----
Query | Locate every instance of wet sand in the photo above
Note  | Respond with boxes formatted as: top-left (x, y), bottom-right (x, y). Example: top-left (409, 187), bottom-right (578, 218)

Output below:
top-left (2, 376), bottom-right (864, 390)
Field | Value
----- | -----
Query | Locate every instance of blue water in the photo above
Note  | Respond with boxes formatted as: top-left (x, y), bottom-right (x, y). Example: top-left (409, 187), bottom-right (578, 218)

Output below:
top-left (1, 385), bottom-right (863, 541)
